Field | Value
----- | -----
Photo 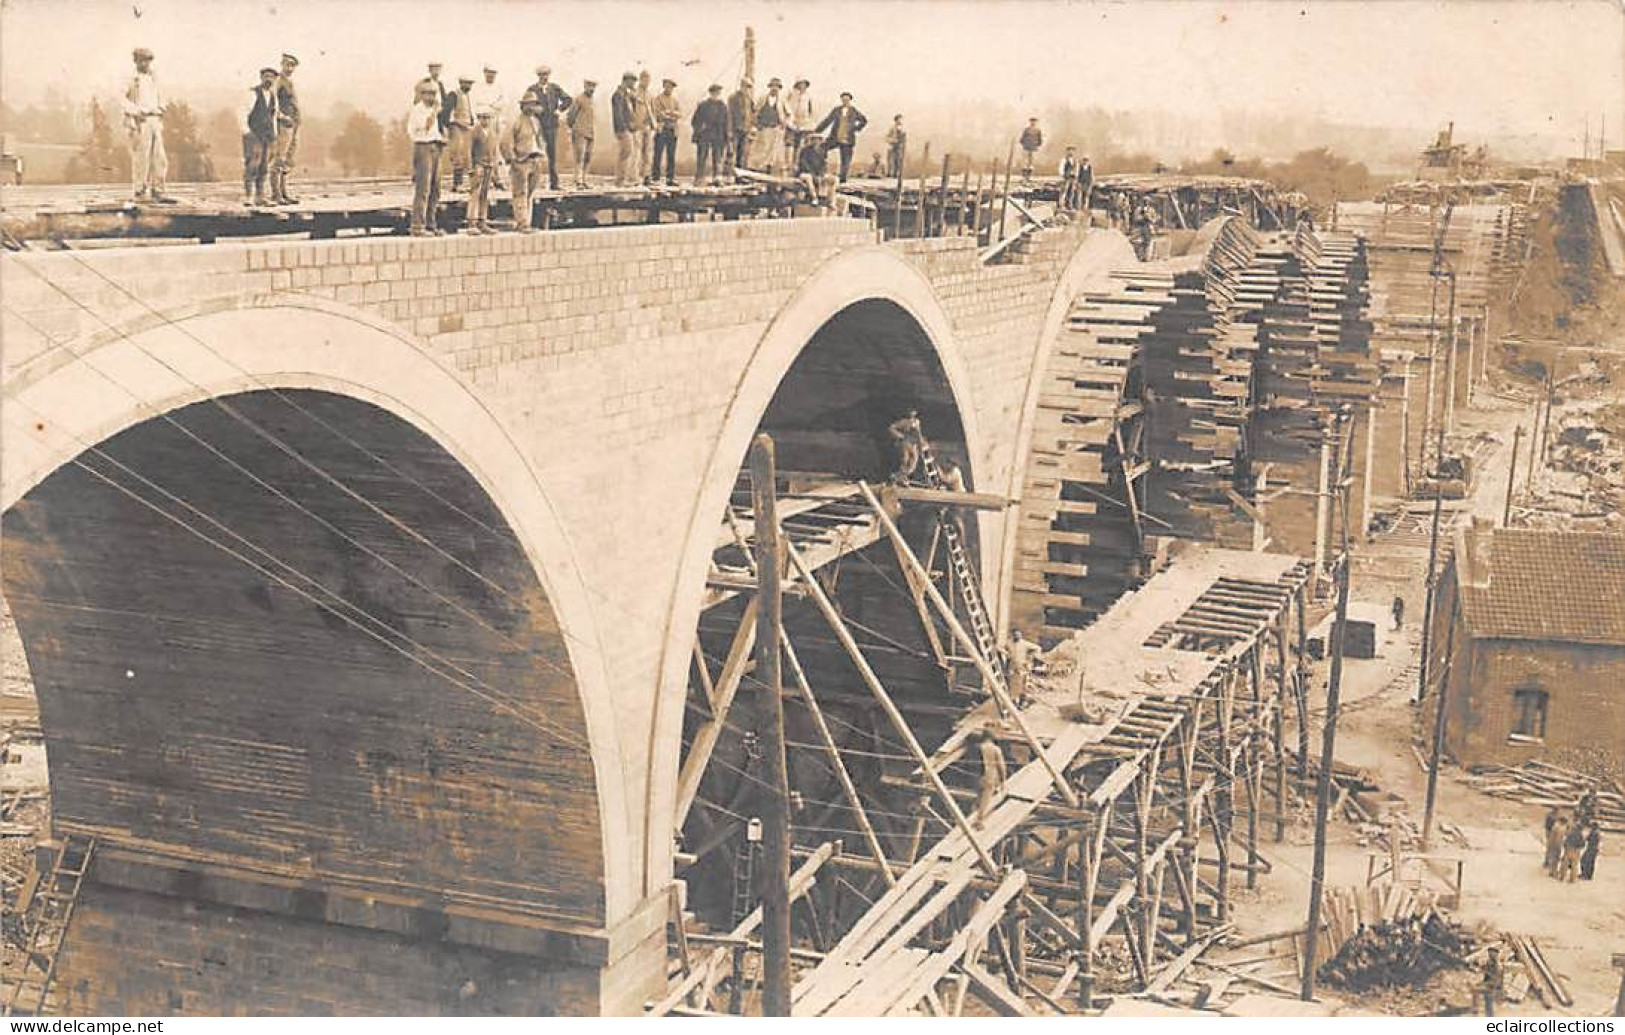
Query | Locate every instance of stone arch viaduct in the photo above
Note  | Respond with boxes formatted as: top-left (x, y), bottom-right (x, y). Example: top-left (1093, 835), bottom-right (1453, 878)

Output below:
top-left (2, 217), bottom-right (1156, 1014)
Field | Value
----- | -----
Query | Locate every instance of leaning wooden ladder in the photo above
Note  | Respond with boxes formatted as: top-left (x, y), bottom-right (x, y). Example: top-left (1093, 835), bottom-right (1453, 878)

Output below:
top-left (915, 436), bottom-right (1007, 699)
top-left (2, 833), bottom-right (97, 1017)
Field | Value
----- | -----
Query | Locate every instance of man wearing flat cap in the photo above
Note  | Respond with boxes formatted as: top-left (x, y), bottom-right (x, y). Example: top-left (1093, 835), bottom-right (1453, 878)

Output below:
top-left (691, 83), bottom-right (730, 186)
top-left (611, 71), bottom-right (640, 187)
top-left (634, 71), bottom-right (655, 185)
top-left (269, 53), bottom-right (302, 204)
top-left (471, 65), bottom-right (507, 188)
top-left (123, 47), bottom-right (172, 202)
top-left (814, 90), bottom-right (867, 182)
top-left (726, 76), bottom-right (755, 180)
top-left (522, 65), bottom-right (570, 190)
top-left (753, 77), bottom-right (788, 175)
top-left (650, 78), bottom-right (681, 186)
top-left (242, 66), bottom-right (279, 206)
top-left (566, 79), bottom-right (597, 189)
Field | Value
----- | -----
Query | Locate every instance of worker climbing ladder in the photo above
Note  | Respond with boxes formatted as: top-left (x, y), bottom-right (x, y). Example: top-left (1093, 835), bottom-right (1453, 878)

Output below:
top-left (2, 833), bottom-right (97, 1017)
top-left (914, 435), bottom-right (1008, 699)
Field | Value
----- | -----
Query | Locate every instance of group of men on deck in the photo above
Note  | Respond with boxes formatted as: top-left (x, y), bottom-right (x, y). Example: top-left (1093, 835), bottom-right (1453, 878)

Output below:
top-left (399, 63), bottom-right (875, 233)
top-left (124, 47), bottom-right (301, 206)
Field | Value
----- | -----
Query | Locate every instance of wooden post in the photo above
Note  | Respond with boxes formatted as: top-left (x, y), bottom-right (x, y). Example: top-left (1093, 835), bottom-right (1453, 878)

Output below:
top-left (938, 152), bottom-right (951, 237)
top-left (748, 434), bottom-right (792, 1016)
top-left (1294, 583), bottom-right (1310, 782)
top-left (998, 142), bottom-right (1016, 243)
top-left (915, 167), bottom-right (928, 239)
top-left (1076, 804), bottom-right (1107, 1008)
top-left (1273, 614), bottom-right (1290, 842)
top-left (893, 148), bottom-right (906, 240)
top-left (1504, 426), bottom-right (1523, 526)
top-left (1303, 410), bottom-right (1356, 1002)
top-left (958, 163), bottom-right (970, 235)
top-left (1415, 482), bottom-right (1445, 704)
top-left (1442, 272), bottom-right (1458, 440)
top-left (970, 167), bottom-right (984, 239)
top-left (1421, 593), bottom-right (1458, 849)
top-left (1301, 531), bottom-right (1350, 1000)
top-left (1540, 366), bottom-right (1556, 466)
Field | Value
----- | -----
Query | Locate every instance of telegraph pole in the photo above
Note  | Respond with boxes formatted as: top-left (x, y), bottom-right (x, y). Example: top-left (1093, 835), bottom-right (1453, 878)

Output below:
top-left (748, 433), bottom-right (792, 1016)
top-left (1421, 596), bottom-right (1459, 849)
top-left (1302, 408), bottom-right (1354, 1002)
top-left (1504, 426), bottom-right (1523, 527)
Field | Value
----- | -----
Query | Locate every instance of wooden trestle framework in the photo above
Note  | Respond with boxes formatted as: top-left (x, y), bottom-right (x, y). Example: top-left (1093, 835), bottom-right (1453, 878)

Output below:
top-left (653, 435), bottom-right (1317, 1016)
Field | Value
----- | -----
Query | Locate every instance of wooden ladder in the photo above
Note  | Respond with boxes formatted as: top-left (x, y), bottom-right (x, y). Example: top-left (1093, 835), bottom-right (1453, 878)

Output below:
top-left (915, 437), bottom-right (1007, 699)
top-left (2, 832), bottom-right (96, 1017)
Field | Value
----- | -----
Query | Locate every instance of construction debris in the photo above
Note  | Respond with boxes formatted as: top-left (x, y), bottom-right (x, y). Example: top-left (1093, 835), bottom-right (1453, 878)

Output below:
top-left (1462, 759), bottom-right (1625, 832)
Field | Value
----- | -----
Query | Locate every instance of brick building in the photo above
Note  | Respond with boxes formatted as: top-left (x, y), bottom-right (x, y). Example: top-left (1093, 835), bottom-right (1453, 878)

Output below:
top-left (1427, 524), bottom-right (1625, 779)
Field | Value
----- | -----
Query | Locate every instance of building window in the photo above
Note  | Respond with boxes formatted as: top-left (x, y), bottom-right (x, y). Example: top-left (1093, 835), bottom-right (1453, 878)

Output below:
top-left (1510, 688), bottom-right (1548, 741)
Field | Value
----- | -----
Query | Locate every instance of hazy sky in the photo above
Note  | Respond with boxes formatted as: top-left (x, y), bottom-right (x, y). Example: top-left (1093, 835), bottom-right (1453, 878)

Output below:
top-left (3, 0), bottom-right (1622, 151)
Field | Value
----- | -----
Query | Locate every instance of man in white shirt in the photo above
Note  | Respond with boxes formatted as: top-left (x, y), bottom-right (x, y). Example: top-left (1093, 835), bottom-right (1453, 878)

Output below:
top-left (784, 79), bottom-right (814, 176)
top-left (407, 81), bottom-right (446, 235)
top-left (471, 65), bottom-right (507, 189)
top-left (123, 47), bottom-right (171, 202)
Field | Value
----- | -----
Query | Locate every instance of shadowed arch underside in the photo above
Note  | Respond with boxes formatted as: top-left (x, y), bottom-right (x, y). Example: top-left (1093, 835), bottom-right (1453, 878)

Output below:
top-left (2, 389), bottom-right (605, 925)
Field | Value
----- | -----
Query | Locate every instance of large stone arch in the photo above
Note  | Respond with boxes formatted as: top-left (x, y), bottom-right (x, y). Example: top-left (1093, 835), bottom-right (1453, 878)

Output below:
top-left (644, 246), bottom-right (985, 886)
top-left (1, 298), bottom-right (635, 928)
top-left (996, 230), bottom-right (1140, 632)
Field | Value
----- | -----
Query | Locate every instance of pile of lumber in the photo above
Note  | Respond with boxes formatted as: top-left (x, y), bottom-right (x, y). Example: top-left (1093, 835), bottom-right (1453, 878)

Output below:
top-left (1312, 882), bottom-right (1443, 972)
top-left (1462, 760), bottom-right (1625, 833)
top-left (1311, 881), bottom-right (1470, 992)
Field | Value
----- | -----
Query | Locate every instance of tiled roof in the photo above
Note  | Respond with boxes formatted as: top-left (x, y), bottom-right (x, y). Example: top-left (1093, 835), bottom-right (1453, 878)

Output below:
top-left (1456, 529), bottom-right (1625, 646)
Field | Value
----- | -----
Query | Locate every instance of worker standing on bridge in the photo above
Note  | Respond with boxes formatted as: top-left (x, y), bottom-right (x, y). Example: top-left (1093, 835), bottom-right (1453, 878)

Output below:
top-left (522, 66), bottom-right (570, 191)
top-left (971, 728), bottom-right (1007, 823)
top-left (123, 48), bottom-right (172, 203)
top-left (447, 76), bottom-right (476, 192)
top-left (888, 409), bottom-right (923, 485)
top-left (1076, 154), bottom-right (1094, 214)
top-left (753, 78), bottom-right (788, 175)
top-left (471, 66), bottom-right (506, 190)
top-left (566, 80), bottom-right (597, 189)
top-left (726, 77), bottom-right (756, 179)
top-left (884, 115), bottom-right (906, 180)
top-left (650, 79), bottom-right (681, 186)
top-left (1003, 629), bottom-right (1042, 706)
top-left (691, 84), bottom-right (730, 187)
top-left (634, 71), bottom-right (656, 185)
top-left (269, 53), bottom-right (301, 205)
top-left (242, 67), bottom-right (279, 207)
top-left (1019, 118), bottom-right (1043, 183)
top-left (407, 80), bottom-right (445, 236)
top-left (814, 92), bottom-right (867, 183)
top-left (785, 78), bottom-right (814, 172)
top-left (463, 109), bottom-right (497, 235)
top-left (1058, 147), bottom-right (1079, 211)
top-left (502, 97), bottom-right (544, 231)
top-left (611, 72), bottom-right (640, 187)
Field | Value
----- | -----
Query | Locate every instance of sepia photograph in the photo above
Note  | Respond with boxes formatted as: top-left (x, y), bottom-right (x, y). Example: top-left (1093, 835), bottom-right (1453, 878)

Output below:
top-left (0, 0), bottom-right (1623, 1020)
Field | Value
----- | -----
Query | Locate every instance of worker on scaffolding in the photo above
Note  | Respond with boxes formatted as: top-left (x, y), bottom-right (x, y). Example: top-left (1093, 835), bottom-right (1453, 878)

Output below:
top-left (888, 409), bottom-right (923, 485)
top-left (970, 727), bottom-right (1007, 823)
top-left (938, 457), bottom-right (968, 542)
top-left (1002, 629), bottom-right (1043, 706)
top-left (1018, 118), bottom-right (1042, 183)
top-left (1130, 199), bottom-right (1159, 260)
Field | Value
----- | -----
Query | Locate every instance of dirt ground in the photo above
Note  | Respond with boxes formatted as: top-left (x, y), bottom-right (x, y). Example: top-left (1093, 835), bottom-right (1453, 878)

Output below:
top-left (1227, 394), bottom-right (1625, 1017)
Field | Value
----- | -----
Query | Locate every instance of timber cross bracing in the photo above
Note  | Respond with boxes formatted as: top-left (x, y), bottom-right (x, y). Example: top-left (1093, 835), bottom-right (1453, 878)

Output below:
top-left (657, 537), bottom-right (1314, 1016)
